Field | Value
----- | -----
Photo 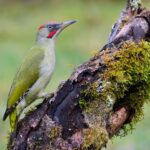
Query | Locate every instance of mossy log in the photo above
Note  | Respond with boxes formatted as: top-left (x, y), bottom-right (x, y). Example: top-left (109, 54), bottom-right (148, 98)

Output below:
top-left (8, 0), bottom-right (150, 149)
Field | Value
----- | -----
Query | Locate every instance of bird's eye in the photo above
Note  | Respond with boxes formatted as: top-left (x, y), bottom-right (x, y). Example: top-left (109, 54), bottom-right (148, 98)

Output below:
top-left (48, 25), bottom-right (52, 29)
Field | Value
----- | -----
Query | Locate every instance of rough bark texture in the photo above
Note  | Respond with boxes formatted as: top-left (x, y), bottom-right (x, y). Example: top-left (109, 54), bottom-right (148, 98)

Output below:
top-left (8, 0), bottom-right (150, 150)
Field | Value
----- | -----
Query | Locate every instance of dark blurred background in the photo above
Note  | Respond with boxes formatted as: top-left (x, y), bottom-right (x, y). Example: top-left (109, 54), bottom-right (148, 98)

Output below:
top-left (0, 0), bottom-right (150, 149)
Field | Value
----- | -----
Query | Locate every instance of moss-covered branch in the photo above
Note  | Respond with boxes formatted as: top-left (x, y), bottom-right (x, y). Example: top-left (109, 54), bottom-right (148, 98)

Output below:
top-left (8, 0), bottom-right (150, 149)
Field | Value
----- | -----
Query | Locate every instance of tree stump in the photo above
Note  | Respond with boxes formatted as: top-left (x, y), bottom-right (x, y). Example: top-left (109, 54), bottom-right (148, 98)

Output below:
top-left (8, 0), bottom-right (150, 149)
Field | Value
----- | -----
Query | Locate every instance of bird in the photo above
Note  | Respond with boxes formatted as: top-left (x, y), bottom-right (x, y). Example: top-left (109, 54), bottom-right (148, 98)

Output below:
top-left (3, 20), bottom-right (77, 132)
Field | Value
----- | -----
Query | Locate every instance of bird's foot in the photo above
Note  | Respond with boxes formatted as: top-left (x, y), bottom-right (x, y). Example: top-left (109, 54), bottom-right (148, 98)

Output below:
top-left (37, 92), bottom-right (54, 100)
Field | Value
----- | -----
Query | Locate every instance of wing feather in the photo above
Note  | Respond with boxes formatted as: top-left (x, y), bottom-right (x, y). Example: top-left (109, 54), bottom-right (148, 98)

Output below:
top-left (3, 46), bottom-right (44, 120)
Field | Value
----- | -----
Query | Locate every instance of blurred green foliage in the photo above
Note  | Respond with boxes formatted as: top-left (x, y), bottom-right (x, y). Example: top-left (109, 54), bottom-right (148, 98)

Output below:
top-left (0, 0), bottom-right (150, 149)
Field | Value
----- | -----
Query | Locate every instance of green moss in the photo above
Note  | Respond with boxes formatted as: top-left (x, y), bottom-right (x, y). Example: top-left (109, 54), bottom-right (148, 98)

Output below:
top-left (102, 40), bottom-right (150, 134)
top-left (79, 83), bottom-right (105, 113)
top-left (79, 98), bottom-right (89, 111)
top-left (48, 126), bottom-right (62, 140)
top-left (81, 127), bottom-right (108, 150)
top-left (80, 40), bottom-right (150, 137)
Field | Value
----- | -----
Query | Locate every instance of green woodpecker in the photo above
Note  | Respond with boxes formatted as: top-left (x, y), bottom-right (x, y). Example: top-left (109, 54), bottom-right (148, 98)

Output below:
top-left (3, 20), bottom-right (76, 132)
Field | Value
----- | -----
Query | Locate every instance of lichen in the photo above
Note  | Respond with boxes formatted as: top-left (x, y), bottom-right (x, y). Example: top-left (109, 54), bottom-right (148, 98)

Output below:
top-left (130, 0), bottom-right (141, 11)
top-left (79, 82), bottom-right (113, 113)
top-left (26, 115), bottom-right (62, 150)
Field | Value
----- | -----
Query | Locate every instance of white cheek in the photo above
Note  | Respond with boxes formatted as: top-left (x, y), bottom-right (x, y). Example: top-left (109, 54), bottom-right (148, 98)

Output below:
top-left (39, 28), bottom-right (49, 37)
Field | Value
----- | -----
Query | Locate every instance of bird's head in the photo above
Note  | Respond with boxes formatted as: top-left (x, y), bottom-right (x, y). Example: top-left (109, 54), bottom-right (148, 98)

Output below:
top-left (37, 20), bottom-right (77, 41)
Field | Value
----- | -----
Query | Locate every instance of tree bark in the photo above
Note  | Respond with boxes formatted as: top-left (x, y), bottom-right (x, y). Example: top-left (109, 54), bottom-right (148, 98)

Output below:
top-left (8, 0), bottom-right (150, 149)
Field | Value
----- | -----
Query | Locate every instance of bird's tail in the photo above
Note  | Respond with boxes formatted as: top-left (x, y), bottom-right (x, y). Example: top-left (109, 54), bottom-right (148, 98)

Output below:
top-left (9, 109), bottom-right (18, 132)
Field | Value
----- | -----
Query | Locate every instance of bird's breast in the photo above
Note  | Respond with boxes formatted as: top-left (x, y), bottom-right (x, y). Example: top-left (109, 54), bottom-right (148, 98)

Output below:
top-left (40, 48), bottom-right (55, 81)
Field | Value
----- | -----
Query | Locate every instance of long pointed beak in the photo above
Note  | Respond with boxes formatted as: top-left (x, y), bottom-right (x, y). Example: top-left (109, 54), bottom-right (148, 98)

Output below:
top-left (52, 20), bottom-right (77, 39)
top-left (60, 20), bottom-right (77, 29)
top-left (56, 20), bottom-right (77, 31)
